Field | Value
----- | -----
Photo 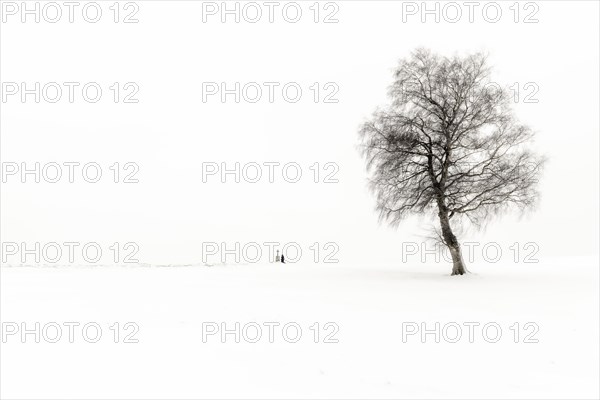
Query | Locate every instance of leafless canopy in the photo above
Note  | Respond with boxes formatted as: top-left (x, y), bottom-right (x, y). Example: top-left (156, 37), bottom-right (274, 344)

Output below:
top-left (360, 49), bottom-right (544, 230)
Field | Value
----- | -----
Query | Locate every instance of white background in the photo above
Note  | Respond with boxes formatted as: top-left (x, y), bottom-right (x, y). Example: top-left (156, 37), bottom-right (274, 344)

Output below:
top-left (1, 0), bottom-right (598, 266)
top-left (1, 1), bottom-right (599, 399)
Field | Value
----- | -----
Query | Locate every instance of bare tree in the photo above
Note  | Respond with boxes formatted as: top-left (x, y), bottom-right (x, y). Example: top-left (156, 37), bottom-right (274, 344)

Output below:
top-left (359, 49), bottom-right (544, 275)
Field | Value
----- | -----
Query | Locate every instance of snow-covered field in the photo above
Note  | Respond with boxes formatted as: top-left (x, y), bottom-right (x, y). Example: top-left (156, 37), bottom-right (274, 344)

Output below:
top-left (2, 259), bottom-right (598, 399)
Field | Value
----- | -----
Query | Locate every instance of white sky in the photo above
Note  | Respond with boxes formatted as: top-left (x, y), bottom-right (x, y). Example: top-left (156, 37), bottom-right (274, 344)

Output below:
top-left (1, 0), bottom-right (598, 266)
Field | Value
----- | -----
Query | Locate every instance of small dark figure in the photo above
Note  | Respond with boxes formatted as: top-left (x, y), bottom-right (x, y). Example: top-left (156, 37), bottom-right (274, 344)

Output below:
top-left (281, 254), bottom-right (285, 264)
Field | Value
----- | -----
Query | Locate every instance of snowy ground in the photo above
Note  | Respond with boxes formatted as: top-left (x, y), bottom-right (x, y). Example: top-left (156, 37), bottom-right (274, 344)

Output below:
top-left (1, 259), bottom-right (598, 399)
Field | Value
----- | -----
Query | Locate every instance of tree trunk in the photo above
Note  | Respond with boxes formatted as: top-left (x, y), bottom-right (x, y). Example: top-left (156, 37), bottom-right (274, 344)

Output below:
top-left (437, 210), bottom-right (468, 276)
